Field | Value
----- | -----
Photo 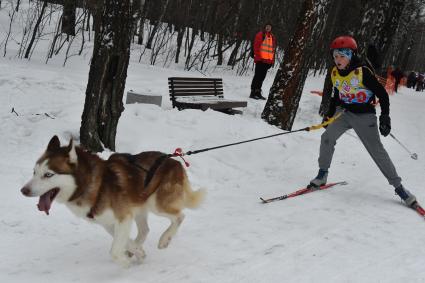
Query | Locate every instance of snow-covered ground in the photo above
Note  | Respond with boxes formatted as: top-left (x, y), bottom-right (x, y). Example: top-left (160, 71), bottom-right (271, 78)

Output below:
top-left (2, 52), bottom-right (425, 283)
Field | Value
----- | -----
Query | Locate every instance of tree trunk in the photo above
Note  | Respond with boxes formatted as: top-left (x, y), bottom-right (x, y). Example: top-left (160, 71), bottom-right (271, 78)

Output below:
top-left (62, 0), bottom-right (76, 36)
top-left (184, 28), bottom-right (197, 70)
top-left (175, 26), bottom-right (184, 63)
top-left (137, 17), bottom-right (145, 45)
top-left (137, 0), bottom-right (148, 45)
top-left (3, 2), bottom-right (17, 57)
top-left (261, 0), bottom-right (332, 130)
top-left (216, 33), bottom-right (223, 65)
top-left (80, 0), bottom-right (134, 152)
top-left (146, 21), bottom-right (159, 49)
top-left (145, 0), bottom-right (169, 49)
top-left (383, 2), bottom-right (416, 69)
top-left (356, 0), bottom-right (406, 75)
top-left (24, 0), bottom-right (48, 59)
top-left (228, 38), bottom-right (242, 66)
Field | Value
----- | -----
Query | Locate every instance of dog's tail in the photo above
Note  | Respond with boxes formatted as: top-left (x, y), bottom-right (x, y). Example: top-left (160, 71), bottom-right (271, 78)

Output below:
top-left (184, 184), bottom-right (206, 209)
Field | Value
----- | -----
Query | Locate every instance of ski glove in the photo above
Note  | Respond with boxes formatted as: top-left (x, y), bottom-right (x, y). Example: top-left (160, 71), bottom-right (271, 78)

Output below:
top-left (379, 114), bottom-right (391, 137)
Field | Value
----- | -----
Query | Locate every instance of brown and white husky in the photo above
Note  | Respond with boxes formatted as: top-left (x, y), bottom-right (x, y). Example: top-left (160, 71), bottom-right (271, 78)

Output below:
top-left (21, 135), bottom-right (206, 267)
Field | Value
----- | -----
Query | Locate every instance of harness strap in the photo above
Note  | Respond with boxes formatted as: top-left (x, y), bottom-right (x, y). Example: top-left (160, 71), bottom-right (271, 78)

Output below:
top-left (86, 153), bottom-right (170, 219)
top-left (143, 153), bottom-right (170, 187)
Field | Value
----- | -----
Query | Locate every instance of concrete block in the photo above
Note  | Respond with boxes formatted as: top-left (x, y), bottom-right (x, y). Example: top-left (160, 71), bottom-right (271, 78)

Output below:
top-left (126, 91), bottom-right (162, 106)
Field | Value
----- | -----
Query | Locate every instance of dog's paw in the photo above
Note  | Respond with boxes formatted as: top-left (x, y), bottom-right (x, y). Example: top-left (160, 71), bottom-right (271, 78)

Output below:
top-left (158, 235), bottom-right (172, 249)
top-left (126, 240), bottom-right (146, 264)
top-left (111, 253), bottom-right (132, 268)
top-left (132, 247), bottom-right (146, 264)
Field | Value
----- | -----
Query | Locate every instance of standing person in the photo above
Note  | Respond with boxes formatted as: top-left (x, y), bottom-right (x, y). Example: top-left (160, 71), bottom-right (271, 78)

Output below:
top-left (391, 67), bottom-right (404, 93)
top-left (407, 71), bottom-right (417, 89)
top-left (249, 23), bottom-right (277, 100)
top-left (416, 73), bottom-right (424, 92)
top-left (406, 71), bottom-right (416, 88)
top-left (309, 35), bottom-right (417, 208)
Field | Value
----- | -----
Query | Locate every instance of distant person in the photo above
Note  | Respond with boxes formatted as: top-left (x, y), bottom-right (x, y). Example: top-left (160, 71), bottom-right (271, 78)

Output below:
top-left (249, 23), bottom-right (277, 100)
top-left (391, 67), bottom-right (404, 93)
top-left (416, 73), bottom-right (424, 92)
top-left (309, 35), bottom-right (417, 208)
top-left (407, 71), bottom-right (417, 89)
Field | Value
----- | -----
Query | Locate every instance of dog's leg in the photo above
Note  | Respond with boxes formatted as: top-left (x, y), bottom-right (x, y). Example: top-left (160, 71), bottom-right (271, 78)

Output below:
top-left (134, 211), bottom-right (149, 245)
top-left (158, 213), bottom-right (185, 249)
top-left (110, 218), bottom-right (132, 268)
top-left (102, 225), bottom-right (142, 263)
top-left (126, 212), bottom-right (149, 264)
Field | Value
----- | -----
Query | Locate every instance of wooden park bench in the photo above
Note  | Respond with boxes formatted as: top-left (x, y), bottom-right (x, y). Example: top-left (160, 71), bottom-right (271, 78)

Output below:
top-left (168, 77), bottom-right (247, 114)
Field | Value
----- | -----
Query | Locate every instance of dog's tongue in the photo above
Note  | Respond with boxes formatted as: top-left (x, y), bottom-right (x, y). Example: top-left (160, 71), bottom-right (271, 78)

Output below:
top-left (37, 191), bottom-right (53, 215)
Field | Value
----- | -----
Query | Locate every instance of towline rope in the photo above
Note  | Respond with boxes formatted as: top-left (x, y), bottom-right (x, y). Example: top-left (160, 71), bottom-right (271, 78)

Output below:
top-left (169, 113), bottom-right (342, 167)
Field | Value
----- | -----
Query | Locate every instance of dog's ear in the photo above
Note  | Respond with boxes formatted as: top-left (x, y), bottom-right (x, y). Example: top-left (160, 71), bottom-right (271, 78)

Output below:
top-left (67, 138), bottom-right (78, 164)
top-left (47, 135), bottom-right (61, 152)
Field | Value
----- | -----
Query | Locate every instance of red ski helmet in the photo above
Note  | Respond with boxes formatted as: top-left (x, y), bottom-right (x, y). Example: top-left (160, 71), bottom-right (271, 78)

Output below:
top-left (330, 36), bottom-right (358, 51)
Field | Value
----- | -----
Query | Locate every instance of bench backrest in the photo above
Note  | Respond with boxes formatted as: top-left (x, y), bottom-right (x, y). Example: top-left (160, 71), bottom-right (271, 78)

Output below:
top-left (168, 77), bottom-right (224, 102)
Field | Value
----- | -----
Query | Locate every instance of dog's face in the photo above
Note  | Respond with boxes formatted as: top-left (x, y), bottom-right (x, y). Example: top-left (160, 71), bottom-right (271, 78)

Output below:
top-left (21, 136), bottom-right (78, 215)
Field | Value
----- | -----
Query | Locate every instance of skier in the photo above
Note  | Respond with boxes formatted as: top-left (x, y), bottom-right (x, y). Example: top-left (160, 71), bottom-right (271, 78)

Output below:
top-left (309, 35), bottom-right (417, 208)
top-left (249, 23), bottom-right (277, 100)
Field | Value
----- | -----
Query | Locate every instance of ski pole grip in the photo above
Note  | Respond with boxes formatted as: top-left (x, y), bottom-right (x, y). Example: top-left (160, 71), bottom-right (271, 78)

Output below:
top-left (308, 112), bottom-right (342, 131)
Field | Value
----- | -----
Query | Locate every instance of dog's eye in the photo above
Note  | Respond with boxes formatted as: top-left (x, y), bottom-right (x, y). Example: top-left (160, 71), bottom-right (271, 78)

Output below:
top-left (44, 172), bottom-right (54, 178)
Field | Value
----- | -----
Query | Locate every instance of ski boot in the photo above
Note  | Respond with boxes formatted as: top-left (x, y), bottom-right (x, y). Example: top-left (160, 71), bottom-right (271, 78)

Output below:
top-left (309, 169), bottom-right (328, 189)
top-left (395, 185), bottom-right (417, 207)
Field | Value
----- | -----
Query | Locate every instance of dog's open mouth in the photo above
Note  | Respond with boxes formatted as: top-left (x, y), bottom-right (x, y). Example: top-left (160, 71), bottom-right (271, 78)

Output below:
top-left (37, 188), bottom-right (59, 215)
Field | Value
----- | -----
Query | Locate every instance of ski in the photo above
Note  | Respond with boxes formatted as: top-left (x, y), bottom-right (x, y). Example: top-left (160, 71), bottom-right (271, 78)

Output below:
top-left (260, 181), bottom-right (348, 204)
top-left (411, 202), bottom-right (425, 219)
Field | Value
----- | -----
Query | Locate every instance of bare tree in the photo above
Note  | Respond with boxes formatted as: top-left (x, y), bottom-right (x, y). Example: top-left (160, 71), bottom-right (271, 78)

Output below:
top-left (146, 0), bottom-right (170, 49)
top-left (62, 0), bottom-right (76, 36)
top-left (24, 0), bottom-right (48, 59)
top-left (3, 0), bottom-right (18, 56)
top-left (7, 0), bottom-right (425, 74)
top-left (80, 0), bottom-right (134, 152)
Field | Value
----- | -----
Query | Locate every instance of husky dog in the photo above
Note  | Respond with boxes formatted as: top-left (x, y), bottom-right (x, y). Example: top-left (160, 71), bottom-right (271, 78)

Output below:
top-left (21, 136), bottom-right (206, 267)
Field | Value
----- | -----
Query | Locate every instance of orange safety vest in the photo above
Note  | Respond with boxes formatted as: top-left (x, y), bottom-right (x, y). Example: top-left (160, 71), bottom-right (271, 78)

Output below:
top-left (259, 34), bottom-right (274, 61)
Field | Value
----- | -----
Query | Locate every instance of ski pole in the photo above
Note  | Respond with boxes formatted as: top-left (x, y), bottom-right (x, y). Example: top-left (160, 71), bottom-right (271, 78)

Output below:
top-left (389, 133), bottom-right (418, 160)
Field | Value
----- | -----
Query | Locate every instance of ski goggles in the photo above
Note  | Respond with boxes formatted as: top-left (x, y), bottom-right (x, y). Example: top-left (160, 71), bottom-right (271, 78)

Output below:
top-left (332, 48), bottom-right (353, 60)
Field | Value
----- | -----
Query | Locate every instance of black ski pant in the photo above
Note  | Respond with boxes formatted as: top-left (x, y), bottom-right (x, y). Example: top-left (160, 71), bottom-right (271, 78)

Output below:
top-left (251, 62), bottom-right (272, 91)
top-left (394, 79), bottom-right (401, 93)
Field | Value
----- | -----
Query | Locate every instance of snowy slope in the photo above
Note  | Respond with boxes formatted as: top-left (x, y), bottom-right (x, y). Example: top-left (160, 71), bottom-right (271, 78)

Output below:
top-left (1, 51), bottom-right (425, 283)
